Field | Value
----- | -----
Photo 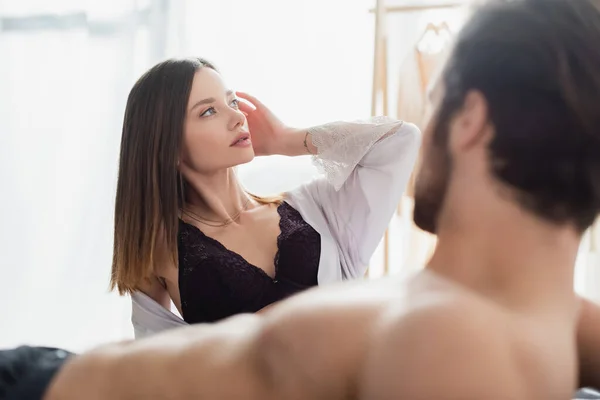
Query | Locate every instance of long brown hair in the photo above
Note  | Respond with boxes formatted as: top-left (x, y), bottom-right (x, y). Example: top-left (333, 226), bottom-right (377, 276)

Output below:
top-left (111, 58), bottom-right (280, 295)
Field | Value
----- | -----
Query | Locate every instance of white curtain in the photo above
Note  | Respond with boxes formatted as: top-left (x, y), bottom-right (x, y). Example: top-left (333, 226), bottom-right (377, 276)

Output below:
top-left (0, 0), bottom-right (173, 351)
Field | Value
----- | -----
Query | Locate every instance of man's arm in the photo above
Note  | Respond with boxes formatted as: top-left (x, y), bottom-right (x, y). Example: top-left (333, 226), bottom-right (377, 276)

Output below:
top-left (578, 297), bottom-right (600, 388)
top-left (358, 303), bottom-right (526, 400)
top-left (44, 314), bottom-right (271, 400)
top-left (44, 278), bottom-right (386, 400)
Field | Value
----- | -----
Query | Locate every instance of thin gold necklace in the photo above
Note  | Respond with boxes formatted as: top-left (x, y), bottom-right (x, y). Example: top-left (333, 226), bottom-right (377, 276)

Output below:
top-left (183, 197), bottom-right (251, 228)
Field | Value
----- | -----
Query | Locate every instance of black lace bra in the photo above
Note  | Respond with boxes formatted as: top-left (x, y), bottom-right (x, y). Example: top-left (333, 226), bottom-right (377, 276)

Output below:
top-left (177, 201), bottom-right (321, 324)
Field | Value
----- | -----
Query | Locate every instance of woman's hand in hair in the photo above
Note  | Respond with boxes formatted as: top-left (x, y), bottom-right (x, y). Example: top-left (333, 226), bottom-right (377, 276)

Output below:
top-left (236, 91), bottom-right (297, 156)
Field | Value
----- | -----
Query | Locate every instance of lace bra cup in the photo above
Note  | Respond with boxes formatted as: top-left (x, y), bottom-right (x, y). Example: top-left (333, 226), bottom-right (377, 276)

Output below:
top-left (177, 201), bottom-right (321, 324)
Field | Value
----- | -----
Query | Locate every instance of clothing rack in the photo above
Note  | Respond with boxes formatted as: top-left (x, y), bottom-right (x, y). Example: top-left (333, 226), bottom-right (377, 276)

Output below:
top-left (370, 1), bottom-right (464, 277)
top-left (371, 1), bottom-right (465, 116)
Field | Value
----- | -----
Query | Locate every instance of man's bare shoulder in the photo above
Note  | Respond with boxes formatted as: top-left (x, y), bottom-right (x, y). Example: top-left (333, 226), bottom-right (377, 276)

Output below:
top-left (255, 279), bottom-right (402, 399)
top-left (359, 295), bottom-right (526, 400)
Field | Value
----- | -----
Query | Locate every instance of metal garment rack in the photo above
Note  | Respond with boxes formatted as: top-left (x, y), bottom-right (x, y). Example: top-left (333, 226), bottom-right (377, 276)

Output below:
top-left (370, 1), bottom-right (463, 277)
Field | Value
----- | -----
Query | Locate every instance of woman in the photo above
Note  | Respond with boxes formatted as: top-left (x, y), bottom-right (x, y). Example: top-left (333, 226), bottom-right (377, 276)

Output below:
top-left (110, 57), bottom-right (420, 338)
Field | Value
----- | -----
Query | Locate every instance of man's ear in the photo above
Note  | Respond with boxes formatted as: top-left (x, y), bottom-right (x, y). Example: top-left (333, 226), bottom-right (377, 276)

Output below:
top-left (448, 90), bottom-right (491, 153)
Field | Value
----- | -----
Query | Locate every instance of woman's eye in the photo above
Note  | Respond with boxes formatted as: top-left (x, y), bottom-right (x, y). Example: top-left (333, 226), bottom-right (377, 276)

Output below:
top-left (230, 98), bottom-right (239, 108)
top-left (200, 107), bottom-right (216, 117)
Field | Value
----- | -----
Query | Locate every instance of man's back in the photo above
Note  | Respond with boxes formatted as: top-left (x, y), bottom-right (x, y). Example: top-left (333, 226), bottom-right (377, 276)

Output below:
top-left (47, 271), bottom-right (578, 400)
top-left (358, 274), bottom-right (578, 399)
top-left (257, 272), bottom-right (578, 400)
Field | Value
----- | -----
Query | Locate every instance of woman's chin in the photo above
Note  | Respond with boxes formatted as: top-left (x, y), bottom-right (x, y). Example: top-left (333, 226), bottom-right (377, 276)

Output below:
top-left (237, 149), bottom-right (255, 165)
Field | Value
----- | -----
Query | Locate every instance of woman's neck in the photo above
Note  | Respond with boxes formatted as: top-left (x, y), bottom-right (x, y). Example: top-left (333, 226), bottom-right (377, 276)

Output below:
top-left (183, 168), bottom-right (250, 223)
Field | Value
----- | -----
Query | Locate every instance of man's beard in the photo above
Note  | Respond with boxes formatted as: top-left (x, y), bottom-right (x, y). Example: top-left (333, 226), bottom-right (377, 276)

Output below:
top-left (413, 139), bottom-right (452, 235)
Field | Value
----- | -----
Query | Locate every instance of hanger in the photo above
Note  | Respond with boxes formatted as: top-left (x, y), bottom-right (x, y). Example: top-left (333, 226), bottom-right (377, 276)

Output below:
top-left (416, 21), bottom-right (452, 54)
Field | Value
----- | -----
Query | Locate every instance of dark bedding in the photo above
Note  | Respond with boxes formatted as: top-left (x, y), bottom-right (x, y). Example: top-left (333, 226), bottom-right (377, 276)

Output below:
top-left (0, 346), bottom-right (73, 400)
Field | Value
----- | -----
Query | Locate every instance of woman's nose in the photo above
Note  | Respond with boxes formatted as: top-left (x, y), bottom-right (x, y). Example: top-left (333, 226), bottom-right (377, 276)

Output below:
top-left (228, 108), bottom-right (245, 131)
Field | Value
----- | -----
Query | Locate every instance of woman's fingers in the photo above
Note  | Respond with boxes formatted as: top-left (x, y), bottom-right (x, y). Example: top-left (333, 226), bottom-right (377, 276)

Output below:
top-left (236, 91), bottom-right (266, 110)
top-left (237, 98), bottom-right (256, 115)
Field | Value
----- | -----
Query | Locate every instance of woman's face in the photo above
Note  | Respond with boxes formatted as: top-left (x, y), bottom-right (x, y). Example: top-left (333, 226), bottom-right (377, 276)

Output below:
top-left (180, 67), bottom-right (253, 174)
